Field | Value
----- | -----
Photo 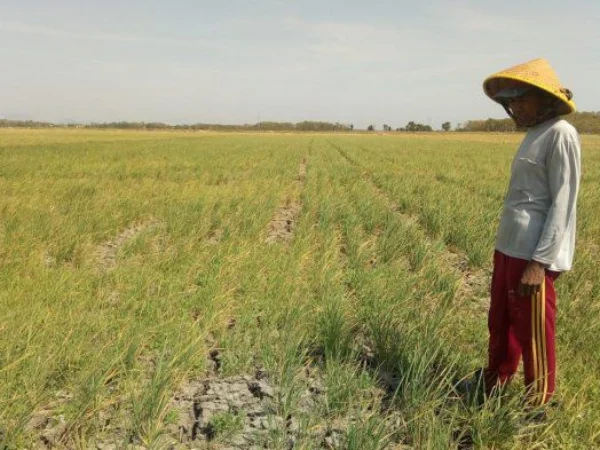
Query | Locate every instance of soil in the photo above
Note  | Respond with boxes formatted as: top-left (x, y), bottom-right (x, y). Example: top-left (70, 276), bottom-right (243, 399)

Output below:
top-left (206, 228), bottom-right (223, 246)
top-left (97, 220), bottom-right (159, 269)
top-left (265, 160), bottom-right (307, 245)
top-left (161, 366), bottom-right (363, 449)
top-left (264, 201), bottom-right (302, 244)
top-left (298, 159), bottom-right (307, 182)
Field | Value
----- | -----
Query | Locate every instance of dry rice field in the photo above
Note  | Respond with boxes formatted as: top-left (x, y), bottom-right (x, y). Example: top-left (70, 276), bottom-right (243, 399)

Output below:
top-left (1, 129), bottom-right (599, 449)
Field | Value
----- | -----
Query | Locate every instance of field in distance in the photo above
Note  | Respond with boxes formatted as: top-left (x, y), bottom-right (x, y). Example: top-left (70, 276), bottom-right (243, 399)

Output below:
top-left (1, 129), bottom-right (599, 449)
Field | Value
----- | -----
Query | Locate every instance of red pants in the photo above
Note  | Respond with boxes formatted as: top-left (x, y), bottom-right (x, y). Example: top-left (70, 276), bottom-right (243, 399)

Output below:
top-left (485, 251), bottom-right (559, 405)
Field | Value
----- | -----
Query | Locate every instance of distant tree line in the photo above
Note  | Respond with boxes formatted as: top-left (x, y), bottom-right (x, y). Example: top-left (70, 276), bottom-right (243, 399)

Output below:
top-left (456, 118), bottom-right (518, 132)
top-left (0, 119), bottom-right (354, 132)
top-left (0, 119), bottom-right (60, 128)
top-left (456, 111), bottom-right (600, 134)
top-left (3, 112), bottom-right (600, 133)
top-left (366, 121), bottom-right (434, 132)
top-left (567, 111), bottom-right (600, 134)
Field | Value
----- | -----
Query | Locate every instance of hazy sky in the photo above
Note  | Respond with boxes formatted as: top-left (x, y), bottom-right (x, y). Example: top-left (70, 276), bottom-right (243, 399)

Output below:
top-left (1, 0), bottom-right (598, 129)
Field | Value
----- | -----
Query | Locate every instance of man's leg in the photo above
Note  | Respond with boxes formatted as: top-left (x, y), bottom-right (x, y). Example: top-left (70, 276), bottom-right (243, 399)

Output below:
top-left (498, 326), bottom-right (522, 384)
top-left (485, 251), bottom-right (522, 391)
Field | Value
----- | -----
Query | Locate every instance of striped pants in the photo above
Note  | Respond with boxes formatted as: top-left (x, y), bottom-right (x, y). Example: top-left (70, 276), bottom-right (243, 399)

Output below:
top-left (485, 251), bottom-right (560, 405)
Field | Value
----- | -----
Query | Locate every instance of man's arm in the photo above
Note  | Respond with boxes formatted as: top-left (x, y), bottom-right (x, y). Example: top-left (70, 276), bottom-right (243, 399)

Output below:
top-left (532, 133), bottom-right (580, 264)
top-left (518, 132), bottom-right (581, 296)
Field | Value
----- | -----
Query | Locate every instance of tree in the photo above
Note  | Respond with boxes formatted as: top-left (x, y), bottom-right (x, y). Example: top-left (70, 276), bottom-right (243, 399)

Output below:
top-left (442, 121), bottom-right (451, 131)
top-left (367, 124), bottom-right (375, 131)
top-left (404, 121), bottom-right (432, 132)
top-left (382, 124), bottom-right (392, 132)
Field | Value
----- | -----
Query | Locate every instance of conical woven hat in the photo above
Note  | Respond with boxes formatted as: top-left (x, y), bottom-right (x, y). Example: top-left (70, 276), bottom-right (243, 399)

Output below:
top-left (483, 58), bottom-right (576, 115)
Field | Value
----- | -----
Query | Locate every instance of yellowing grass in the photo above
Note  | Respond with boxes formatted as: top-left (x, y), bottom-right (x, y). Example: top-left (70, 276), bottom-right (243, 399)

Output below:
top-left (1, 129), bottom-right (599, 448)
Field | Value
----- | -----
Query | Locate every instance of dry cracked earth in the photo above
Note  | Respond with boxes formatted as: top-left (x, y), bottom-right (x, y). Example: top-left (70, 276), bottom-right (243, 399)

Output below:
top-left (25, 368), bottom-right (354, 450)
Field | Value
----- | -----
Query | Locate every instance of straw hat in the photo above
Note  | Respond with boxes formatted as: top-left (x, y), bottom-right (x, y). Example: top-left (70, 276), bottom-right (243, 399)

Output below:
top-left (483, 58), bottom-right (576, 115)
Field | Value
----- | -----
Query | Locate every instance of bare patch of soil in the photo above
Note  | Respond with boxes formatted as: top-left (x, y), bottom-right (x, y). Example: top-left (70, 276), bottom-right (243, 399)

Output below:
top-left (265, 200), bottom-right (302, 244)
top-left (456, 268), bottom-right (491, 313)
top-left (96, 220), bottom-right (159, 269)
top-left (167, 375), bottom-right (278, 447)
top-left (23, 391), bottom-right (74, 449)
top-left (23, 356), bottom-right (393, 449)
top-left (440, 249), bottom-right (490, 304)
top-left (164, 370), bottom-right (334, 449)
top-left (298, 159), bottom-right (307, 182)
top-left (206, 228), bottom-right (223, 246)
top-left (265, 160), bottom-right (307, 245)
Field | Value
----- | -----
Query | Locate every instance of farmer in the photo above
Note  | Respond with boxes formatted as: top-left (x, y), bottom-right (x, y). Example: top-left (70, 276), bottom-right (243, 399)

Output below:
top-left (481, 58), bottom-right (581, 408)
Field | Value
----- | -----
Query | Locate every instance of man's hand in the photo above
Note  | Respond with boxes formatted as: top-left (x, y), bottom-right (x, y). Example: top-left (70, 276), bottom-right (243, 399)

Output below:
top-left (518, 260), bottom-right (546, 296)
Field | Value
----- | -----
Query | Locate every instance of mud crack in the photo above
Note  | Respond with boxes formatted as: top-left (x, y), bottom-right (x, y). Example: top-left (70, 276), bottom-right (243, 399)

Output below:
top-left (163, 368), bottom-right (364, 449)
top-left (166, 375), bottom-right (284, 448)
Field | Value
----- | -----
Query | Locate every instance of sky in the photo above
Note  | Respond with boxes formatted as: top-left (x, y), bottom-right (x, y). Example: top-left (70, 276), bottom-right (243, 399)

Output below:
top-left (1, 0), bottom-right (599, 129)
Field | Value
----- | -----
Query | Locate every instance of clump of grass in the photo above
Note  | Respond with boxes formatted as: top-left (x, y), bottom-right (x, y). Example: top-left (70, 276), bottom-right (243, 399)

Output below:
top-left (206, 410), bottom-right (244, 436)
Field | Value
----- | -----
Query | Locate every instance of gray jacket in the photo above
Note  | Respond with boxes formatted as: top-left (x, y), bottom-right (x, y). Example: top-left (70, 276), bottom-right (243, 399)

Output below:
top-left (495, 118), bottom-right (581, 271)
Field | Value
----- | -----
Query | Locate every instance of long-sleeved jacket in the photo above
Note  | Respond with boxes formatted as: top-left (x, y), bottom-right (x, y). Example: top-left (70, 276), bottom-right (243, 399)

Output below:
top-left (495, 117), bottom-right (581, 272)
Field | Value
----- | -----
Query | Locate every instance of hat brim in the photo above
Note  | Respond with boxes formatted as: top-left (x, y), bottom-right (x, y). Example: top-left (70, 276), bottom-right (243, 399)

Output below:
top-left (493, 85), bottom-right (532, 101)
top-left (484, 74), bottom-right (576, 115)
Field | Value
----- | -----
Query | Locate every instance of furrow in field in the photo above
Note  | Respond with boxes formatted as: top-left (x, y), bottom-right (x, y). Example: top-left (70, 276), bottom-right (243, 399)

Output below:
top-left (341, 142), bottom-right (504, 268)
top-left (330, 142), bottom-right (490, 309)
top-left (357, 144), bottom-right (505, 203)
top-left (298, 157), bottom-right (307, 182)
top-left (264, 159), bottom-right (307, 244)
top-left (369, 177), bottom-right (489, 306)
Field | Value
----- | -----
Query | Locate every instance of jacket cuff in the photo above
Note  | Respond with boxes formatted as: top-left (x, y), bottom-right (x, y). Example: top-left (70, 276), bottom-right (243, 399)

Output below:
top-left (531, 257), bottom-right (552, 268)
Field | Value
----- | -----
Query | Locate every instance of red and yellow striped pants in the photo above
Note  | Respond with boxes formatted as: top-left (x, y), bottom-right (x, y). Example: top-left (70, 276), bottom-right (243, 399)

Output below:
top-left (485, 250), bottom-right (560, 405)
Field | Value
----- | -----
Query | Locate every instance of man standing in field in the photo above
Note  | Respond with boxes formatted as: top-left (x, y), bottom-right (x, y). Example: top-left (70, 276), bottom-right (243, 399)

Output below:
top-left (481, 58), bottom-right (581, 410)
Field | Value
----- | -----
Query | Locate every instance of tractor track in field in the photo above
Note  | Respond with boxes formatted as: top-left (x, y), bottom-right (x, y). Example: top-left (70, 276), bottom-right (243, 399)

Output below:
top-left (264, 158), bottom-right (307, 245)
top-left (330, 142), bottom-right (490, 309)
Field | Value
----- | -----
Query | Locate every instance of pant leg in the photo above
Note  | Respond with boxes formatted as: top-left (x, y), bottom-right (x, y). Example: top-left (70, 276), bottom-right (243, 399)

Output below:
top-left (485, 251), bottom-right (526, 393)
top-left (498, 326), bottom-right (522, 383)
top-left (485, 251), bottom-right (522, 389)
top-left (507, 258), bottom-right (559, 406)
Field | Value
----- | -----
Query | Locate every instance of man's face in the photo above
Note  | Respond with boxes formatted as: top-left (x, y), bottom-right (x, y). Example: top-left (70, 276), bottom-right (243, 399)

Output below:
top-left (506, 92), bottom-right (543, 126)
